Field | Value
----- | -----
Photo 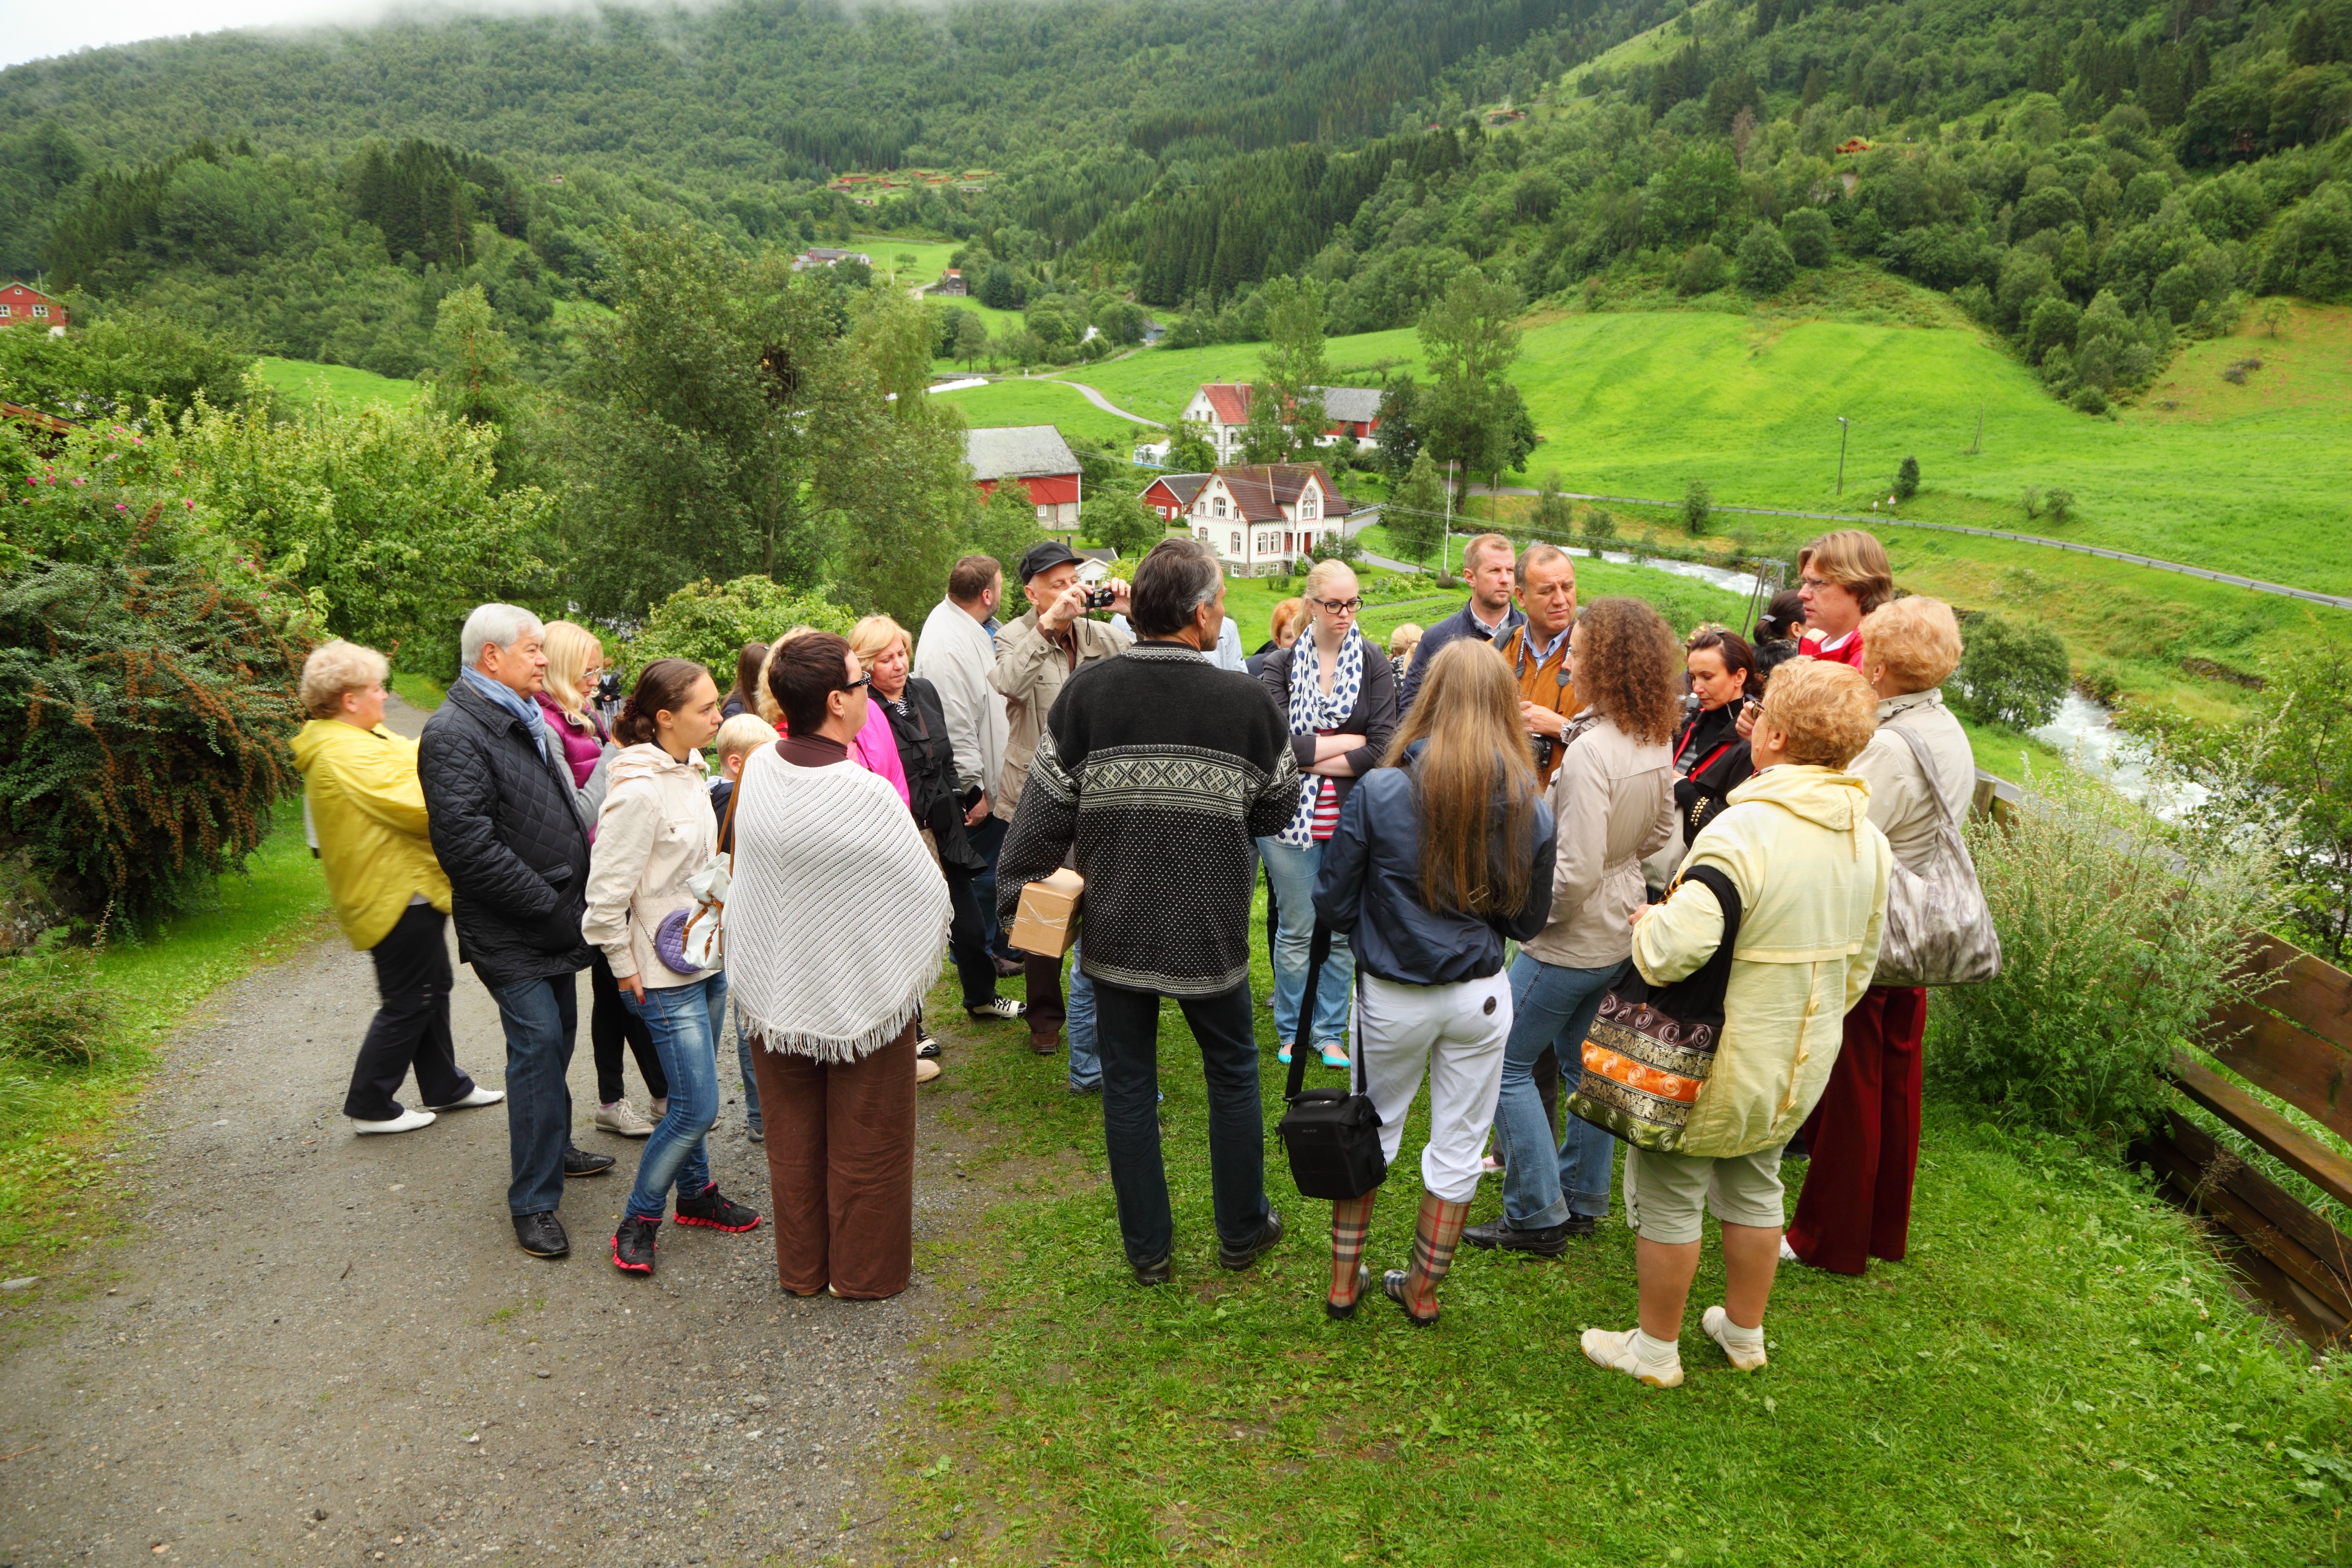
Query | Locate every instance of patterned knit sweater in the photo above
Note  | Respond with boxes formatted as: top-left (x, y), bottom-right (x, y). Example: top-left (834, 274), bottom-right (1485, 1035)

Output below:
top-left (996, 641), bottom-right (1298, 997)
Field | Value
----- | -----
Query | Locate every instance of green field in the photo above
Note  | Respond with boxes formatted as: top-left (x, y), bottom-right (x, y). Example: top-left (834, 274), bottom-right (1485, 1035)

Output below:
top-left (931, 374), bottom-right (1151, 450)
top-left (256, 356), bottom-right (420, 408)
top-left (852, 234), bottom-right (1030, 340)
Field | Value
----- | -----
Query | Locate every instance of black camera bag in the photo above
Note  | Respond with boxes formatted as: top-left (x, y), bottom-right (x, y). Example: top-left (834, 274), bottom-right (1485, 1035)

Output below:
top-left (1273, 922), bottom-right (1388, 1201)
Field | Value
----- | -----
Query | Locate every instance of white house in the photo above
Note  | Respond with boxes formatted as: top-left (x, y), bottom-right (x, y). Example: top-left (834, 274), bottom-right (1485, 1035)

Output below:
top-left (1181, 464), bottom-right (1349, 576)
top-left (1178, 382), bottom-right (1387, 461)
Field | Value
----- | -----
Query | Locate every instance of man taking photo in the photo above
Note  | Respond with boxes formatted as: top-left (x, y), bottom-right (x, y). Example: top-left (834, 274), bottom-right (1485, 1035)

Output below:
top-left (996, 537), bottom-right (1299, 1285)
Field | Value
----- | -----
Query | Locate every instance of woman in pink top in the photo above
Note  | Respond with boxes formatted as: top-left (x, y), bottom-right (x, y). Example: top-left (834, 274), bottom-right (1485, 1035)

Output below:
top-left (757, 632), bottom-right (910, 807)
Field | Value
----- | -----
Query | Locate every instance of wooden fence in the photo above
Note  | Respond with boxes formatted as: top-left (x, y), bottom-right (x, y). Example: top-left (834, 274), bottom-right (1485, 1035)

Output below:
top-left (1971, 771), bottom-right (2352, 1346)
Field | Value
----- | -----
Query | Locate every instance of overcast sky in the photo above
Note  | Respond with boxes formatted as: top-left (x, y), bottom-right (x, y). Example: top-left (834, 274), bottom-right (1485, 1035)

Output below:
top-left (1, 0), bottom-right (605, 70)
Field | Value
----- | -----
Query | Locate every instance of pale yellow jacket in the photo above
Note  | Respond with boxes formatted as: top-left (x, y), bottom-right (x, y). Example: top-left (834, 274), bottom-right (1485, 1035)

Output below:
top-left (290, 719), bottom-right (451, 951)
top-left (1631, 763), bottom-right (1891, 1158)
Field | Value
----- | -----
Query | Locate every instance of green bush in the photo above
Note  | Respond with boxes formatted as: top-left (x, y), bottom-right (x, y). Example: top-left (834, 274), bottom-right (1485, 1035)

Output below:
top-left (0, 949), bottom-right (106, 1067)
top-left (2045, 486), bottom-right (2077, 522)
top-left (1676, 243), bottom-right (1728, 296)
top-left (1781, 207), bottom-right (1834, 268)
top-left (0, 554), bottom-right (309, 921)
top-left (1682, 479), bottom-right (1713, 535)
top-left (622, 576), bottom-right (856, 681)
top-left (1945, 611), bottom-right (2069, 730)
top-left (1894, 455), bottom-right (1920, 500)
top-left (1932, 749), bottom-right (2286, 1145)
top-left (1736, 222), bottom-right (1797, 295)
top-left (1584, 505), bottom-right (1617, 539)
top-left (2070, 385), bottom-right (2109, 415)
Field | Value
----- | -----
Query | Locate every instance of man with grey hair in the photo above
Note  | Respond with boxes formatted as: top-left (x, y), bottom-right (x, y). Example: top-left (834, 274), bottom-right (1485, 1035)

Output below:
top-left (995, 538), bottom-right (1300, 1286)
top-left (419, 603), bottom-right (615, 1260)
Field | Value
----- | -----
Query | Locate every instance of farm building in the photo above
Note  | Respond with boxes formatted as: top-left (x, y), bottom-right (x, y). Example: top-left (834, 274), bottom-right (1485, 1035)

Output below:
top-left (1178, 382), bottom-right (1386, 461)
top-left (0, 283), bottom-right (67, 334)
top-left (1140, 472), bottom-right (1210, 522)
top-left (966, 426), bottom-right (1082, 531)
top-left (1180, 464), bottom-right (1351, 575)
top-left (794, 248), bottom-right (873, 271)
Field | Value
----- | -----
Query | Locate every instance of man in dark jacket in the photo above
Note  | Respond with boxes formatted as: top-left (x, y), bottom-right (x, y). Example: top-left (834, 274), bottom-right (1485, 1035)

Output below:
top-left (996, 538), bottom-right (1300, 1287)
top-left (419, 603), bottom-right (614, 1260)
top-left (1395, 532), bottom-right (1524, 713)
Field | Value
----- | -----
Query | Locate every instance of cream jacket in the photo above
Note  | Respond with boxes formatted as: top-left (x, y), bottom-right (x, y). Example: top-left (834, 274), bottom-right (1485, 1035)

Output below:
top-left (1631, 764), bottom-right (1892, 1158)
top-left (1522, 712), bottom-right (1676, 971)
top-left (1850, 688), bottom-right (1975, 875)
top-left (290, 719), bottom-right (451, 952)
top-left (988, 607), bottom-right (1131, 820)
top-left (581, 743), bottom-right (718, 988)
top-left (912, 597), bottom-right (1009, 800)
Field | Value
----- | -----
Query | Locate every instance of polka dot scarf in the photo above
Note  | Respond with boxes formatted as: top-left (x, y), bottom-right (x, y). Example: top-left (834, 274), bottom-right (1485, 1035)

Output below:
top-left (1277, 627), bottom-right (1364, 848)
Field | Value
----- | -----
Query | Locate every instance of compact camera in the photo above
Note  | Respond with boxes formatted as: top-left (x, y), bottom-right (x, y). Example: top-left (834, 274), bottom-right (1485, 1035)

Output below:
top-left (1082, 586), bottom-right (1118, 610)
top-left (1531, 735), bottom-right (1555, 772)
top-left (594, 669), bottom-right (624, 707)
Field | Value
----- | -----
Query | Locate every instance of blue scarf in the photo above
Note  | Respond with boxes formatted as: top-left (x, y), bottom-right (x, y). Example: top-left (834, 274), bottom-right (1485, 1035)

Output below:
top-left (460, 666), bottom-right (550, 761)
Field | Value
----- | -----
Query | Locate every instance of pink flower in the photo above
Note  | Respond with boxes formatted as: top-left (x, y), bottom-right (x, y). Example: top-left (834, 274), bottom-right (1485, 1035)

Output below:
top-left (116, 502), bottom-right (128, 511)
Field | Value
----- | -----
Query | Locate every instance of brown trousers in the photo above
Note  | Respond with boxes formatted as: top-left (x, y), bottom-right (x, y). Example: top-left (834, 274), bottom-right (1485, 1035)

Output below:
top-left (749, 1021), bottom-right (918, 1300)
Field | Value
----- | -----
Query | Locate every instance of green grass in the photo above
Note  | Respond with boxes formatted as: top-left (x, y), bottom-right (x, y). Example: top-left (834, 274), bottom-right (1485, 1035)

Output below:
top-left (0, 817), bottom-right (334, 1282)
top-left (852, 233), bottom-right (1032, 341)
top-left (931, 375), bottom-right (1152, 451)
top-left (897, 926), bottom-right (2352, 1565)
top-left (255, 356), bottom-right (421, 408)
top-left (388, 671), bottom-right (447, 712)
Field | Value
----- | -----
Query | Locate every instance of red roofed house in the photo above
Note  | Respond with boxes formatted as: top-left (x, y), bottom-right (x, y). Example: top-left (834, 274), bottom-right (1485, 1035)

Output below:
top-left (1140, 472), bottom-right (1210, 523)
top-left (966, 425), bottom-right (1083, 531)
top-left (1180, 382), bottom-right (1386, 461)
top-left (0, 283), bottom-right (67, 335)
top-left (1182, 464), bottom-right (1350, 575)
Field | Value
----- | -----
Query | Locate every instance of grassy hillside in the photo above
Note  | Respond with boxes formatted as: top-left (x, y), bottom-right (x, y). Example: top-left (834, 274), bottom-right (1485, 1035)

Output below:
top-left (256, 356), bottom-right (420, 408)
top-left (932, 375), bottom-right (1146, 448)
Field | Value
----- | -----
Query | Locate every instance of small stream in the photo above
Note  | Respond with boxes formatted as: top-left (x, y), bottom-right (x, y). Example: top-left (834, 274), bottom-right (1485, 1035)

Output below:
top-left (2030, 691), bottom-right (2212, 812)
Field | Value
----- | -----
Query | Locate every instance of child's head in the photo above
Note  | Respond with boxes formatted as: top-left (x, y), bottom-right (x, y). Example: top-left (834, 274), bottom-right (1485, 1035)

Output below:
top-left (714, 714), bottom-right (774, 782)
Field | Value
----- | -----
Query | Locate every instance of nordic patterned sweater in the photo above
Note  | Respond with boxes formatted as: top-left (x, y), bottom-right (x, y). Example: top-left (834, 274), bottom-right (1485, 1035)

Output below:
top-left (996, 640), bottom-right (1299, 997)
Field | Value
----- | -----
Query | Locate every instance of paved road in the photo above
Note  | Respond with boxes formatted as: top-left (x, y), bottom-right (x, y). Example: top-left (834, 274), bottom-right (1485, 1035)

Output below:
top-left (1057, 380), bottom-right (1163, 428)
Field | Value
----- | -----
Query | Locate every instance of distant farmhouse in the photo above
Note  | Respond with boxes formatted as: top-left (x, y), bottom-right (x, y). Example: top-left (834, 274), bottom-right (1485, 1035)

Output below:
top-left (1140, 472), bottom-right (1209, 524)
top-left (1179, 382), bottom-right (1386, 463)
top-left (925, 268), bottom-right (968, 297)
top-left (0, 283), bottom-right (67, 335)
top-left (966, 426), bottom-right (1082, 531)
top-left (1175, 463), bottom-right (1351, 576)
top-left (794, 247), bottom-right (873, 271)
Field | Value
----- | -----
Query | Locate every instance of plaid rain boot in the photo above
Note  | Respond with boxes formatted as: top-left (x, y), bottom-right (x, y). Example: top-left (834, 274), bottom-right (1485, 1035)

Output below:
top-left (1326, 1194), bottom-right (1377, 1320)
top-left (1382, 1192), bottom-right (1469, 1327)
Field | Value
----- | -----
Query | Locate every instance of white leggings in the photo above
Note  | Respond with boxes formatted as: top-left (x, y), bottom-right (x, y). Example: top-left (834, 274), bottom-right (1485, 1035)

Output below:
top-left (1352, 970), bottom-right (1513, 1204)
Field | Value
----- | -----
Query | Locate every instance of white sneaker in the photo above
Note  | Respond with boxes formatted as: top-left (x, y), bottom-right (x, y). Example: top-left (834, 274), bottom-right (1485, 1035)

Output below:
top-left (1702, 1305), bottom-right (1769, 1372)
top-left (1580, 1326), bottom-right (1683, 1388)
top-left (595, 1100), bottom-right (657, 1137)
top-left (1780, 1237), bottom-right (1802, 1264)
top-left (352, 1109), bottom-right (436, 1135)
top-left (651, 1097), bottom-right (668, 1120)
top-left (965, 998), bottom-right (1026, 1021)
top-left (916, 1058), bottom-right (942, 1085)
top-left (426, 1085), bottom-right (505, 1111)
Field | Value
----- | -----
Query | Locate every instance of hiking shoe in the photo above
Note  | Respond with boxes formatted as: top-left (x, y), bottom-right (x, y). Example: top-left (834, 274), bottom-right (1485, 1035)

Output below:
top-left (424, 1085), bottom-right (505, 1111)
top-left (1462, 1218), bottom-right (1571, 1257)
top-left (513, 1211), bottom-right (569, 1258)
top-left (1132, 1251), bottom-right (1172, 1287)
top-left (1217, 1209), bottom-right (1284, 1271)
top-left (1581, 1326), bottom-right (1684, 1388)
top-left (611, 1216), bottom-right (660, 1275)
top-left (967, 998), bottom-right (1026, 1023)
top-left (352, 1109), bottom-right (435, 1135)
top-left (674, 1185), bottom-right (761, 1234)
top-left (1702, 1305), bottom-right (1769, 1372)
top-left (594, 1100), bottom-right (657, 1138)
top-left (562, 1147), bottom-right (617, 1178)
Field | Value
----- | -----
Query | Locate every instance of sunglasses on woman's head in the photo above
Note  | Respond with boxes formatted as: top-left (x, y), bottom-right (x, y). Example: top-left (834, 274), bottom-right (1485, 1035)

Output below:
top-left (839, 673), bottom-right (872, 692)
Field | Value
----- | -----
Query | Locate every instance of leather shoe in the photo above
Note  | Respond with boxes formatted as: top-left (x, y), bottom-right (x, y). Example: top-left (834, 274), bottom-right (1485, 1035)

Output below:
top-left (563, 1146), bottom-right (617, 1178)
top-left (1028, 1031), bottom-right (1062, 1056)
top-left (1217, 1208), bottom-right (1284, 1270)
top-left (513, 1211), bottom-right (569, 1258)
top-left (992, 955), bottom-right (1026, 978)
top-left (1462, 1217), bottom-right (1576, 1256)
top-left (1131, 1251), bottom-right (1172, 1286)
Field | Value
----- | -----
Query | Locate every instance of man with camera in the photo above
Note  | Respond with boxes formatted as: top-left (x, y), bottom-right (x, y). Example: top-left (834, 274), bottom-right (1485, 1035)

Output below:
top-left (991, 541), bottom-right (1132, 1072)
top-left (1494, 543), bottom-right (1580, 788)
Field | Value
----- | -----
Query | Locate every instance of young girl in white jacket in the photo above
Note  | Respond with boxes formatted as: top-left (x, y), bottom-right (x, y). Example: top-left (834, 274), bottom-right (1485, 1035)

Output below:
top-left (583, 658), bottom-right (763, 1278)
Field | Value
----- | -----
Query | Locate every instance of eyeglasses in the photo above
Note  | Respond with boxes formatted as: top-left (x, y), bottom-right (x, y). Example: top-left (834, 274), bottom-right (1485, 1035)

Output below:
top-left (1312, 597), bottom-right (1364, 614)
top-left (1800, 575), bottom-right (1833, 590)
top-left (838, 673), bottom-right (872, 693)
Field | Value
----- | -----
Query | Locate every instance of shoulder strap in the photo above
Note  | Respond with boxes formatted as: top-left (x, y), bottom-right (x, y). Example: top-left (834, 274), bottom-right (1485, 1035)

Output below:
top-left (1284, 920), bottom-right (1336, 1103)
top-left (1673, 862), bottom-right (1745, 1001)
top-left (717, 745), bottom-right (753, 862)
top-left (1883, 720), bottom-right (1960, 828)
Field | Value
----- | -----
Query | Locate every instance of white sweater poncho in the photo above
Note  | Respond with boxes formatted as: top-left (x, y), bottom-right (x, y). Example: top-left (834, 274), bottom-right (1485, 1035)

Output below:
top-left (725, 743), bottom-right (951, 1062)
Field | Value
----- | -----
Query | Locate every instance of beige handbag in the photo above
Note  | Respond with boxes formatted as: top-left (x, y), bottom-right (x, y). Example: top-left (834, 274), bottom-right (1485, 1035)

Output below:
top-left (1872, 722), bottom-right (2001, 988)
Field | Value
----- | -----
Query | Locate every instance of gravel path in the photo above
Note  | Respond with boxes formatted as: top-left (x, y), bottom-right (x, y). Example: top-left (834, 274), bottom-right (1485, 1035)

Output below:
top-left (0, 923), bottom-right (978, 1565)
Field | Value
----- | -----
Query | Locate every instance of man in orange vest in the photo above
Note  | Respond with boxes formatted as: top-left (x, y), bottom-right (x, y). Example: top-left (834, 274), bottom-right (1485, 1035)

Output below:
top-left (1495, 543), bottom-right (1579, 787)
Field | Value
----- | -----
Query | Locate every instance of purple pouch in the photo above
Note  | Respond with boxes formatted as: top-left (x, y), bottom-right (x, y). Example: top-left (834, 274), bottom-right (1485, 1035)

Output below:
top-left (653, 908), bottom-right (696, 975)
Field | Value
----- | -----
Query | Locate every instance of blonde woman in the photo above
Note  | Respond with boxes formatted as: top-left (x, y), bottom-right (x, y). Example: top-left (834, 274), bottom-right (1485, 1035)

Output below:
top-left (291, 640), bottom-right (502, 1134)
top-left (1386, 622), bottom-right (1424, 678)
top-left (536, 620), bottom-right (664, 1137)
top-left (1310, 641), bottom-right (1557, 1323)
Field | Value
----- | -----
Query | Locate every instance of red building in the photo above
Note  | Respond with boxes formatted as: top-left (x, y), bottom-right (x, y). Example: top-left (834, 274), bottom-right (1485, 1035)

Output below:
top-left (0, 283), bottom-right (67, 332)
top-left (1140, 472), bottom-right (1210, 522)
top-left (966, 426), bottom-right (1083, 531)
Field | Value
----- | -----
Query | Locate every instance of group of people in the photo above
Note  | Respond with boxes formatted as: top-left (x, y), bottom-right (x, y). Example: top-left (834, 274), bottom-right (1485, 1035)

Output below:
top-left (290, 519), bottom-right (1981, 1382)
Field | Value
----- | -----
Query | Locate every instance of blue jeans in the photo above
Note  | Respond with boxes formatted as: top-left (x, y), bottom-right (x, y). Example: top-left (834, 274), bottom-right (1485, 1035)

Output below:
top-left (1256, 836), bottom-right (1353, 1051)
top-left (620, 973), bottom-right (728, 1221)
top-left (737, 1010), bottom-right (762, 1137)
top-left (1495, 954), bottom-right (1620, 1229)
top-left (484, 973), bottom-right (579, 1218)
top-left (1067, 937), bottom-right (1101, 1092)
top-left (967, 815), bottom-right (1013, 961)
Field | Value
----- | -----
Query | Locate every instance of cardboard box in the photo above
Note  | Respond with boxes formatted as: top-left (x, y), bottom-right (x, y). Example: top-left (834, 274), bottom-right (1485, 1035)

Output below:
top-left (1010, 867), bottom-right (1084, 957)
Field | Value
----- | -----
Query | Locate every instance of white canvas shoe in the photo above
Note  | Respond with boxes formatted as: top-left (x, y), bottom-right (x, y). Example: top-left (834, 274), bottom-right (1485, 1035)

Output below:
top-left (1702, 1305), bottom-right (1769, 1372)
top-left (352, 1108), bottom-right (436, 1135)
top-left (594, 1100), bottom-right (657, 1137)
top-left (1581, 1326), bottom-right (1684, 1388)
top-left (426, 1085), bottom-right (505, 1111)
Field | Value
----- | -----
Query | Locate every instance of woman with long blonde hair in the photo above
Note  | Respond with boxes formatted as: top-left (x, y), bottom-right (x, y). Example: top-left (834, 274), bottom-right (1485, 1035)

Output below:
top-left (1309, 640), bottom-right (1558, 1325)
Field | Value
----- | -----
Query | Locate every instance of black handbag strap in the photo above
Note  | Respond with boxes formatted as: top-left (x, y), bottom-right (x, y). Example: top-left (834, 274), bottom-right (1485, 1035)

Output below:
top-left (1666, 863), bottom-right (1745, 1011)
top-left (1282, 920), bottom-right (1334, 1103)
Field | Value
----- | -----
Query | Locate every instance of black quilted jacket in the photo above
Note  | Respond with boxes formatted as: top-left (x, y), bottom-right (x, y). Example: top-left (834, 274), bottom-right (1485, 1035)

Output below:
top-left (418, 678), bottom-right (597, 989)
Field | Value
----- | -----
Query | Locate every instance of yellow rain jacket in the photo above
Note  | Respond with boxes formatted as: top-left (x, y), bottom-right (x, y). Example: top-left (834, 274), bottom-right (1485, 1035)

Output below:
top-left (1631, 763), bottom-right (1890, 1158)
top-left (290, 719), bottom-right (452, 951)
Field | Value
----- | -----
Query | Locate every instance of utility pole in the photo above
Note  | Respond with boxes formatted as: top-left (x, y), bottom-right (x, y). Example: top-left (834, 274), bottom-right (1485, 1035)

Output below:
top-left (1835, 416), bottom-right (1850, 497)
top-left (1443, 459), bottom-right (1456, 575)
top-left (1972, 402), bottom-right (1985, 456)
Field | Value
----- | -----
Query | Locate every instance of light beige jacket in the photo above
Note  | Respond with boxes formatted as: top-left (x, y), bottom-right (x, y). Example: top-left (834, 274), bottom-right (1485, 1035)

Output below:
top-left (1632, 764), bottom-right (1891, 1157)
top-left (1522, 712), bottom-right (1676, 970)
top-left (989, 607), bottom-right (1132, 820)
top-left (581, 743), bottom-right (718, 988)
top-left (1850, 688), bottom-right (1975, 874)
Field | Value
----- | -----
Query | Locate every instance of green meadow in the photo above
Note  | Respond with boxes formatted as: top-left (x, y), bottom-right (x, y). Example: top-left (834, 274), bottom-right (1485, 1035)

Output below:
top-left (932, 374), bottom-right (1150, 449)
top-left (255, 356), bottom-right (420, 408)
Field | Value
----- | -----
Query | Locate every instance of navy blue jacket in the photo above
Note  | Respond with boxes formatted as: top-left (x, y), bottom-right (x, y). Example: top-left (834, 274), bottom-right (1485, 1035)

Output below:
top-left (1311, 743), bottom-right (1558, 986)
top-left (1395, 599), bottom-right (1524, 712)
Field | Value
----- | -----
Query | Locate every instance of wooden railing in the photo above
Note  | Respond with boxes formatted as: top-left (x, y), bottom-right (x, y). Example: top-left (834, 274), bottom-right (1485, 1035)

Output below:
top-left (1970, 769), bottom-right (2352, 1346)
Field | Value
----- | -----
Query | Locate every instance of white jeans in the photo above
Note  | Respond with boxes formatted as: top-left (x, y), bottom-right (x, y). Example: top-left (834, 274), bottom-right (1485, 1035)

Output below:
top-left (1354, 970), bottom-right (1513, 1204)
